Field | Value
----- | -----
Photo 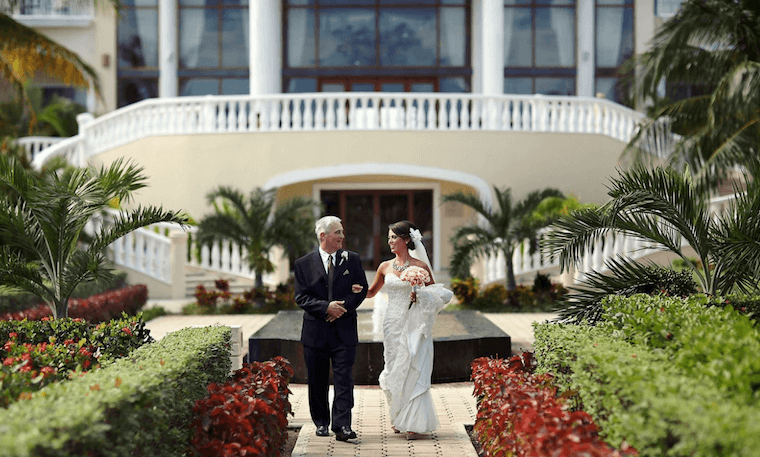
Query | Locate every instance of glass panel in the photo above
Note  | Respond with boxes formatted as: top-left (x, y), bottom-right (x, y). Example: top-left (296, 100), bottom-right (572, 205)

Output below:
top-left (504, 8), bottom-right (532, 67)
top-left (117, 78), bottom-right (158, 108)
top-left (319, 9), bottom-right (376, 66)
top-left (597, 0), bottom-right (632, 4)
top-left (180, 9), bottom-right (219, 68)
top-left (180, 78), bottom-right (220, 96)
top-left (222, 9), bottom-right (249, 67)
top-left (288, 9), bottom-right (316, 67)
top-left (380, 9), bottom-right (436, 66)
top-left (504, 77), bottom-right (532, 94)
top-left (504, 0), bottom-right (531, 5)
top-left (121, 0), bottom-right (157, 6)
top-left (289, 0), bottom-right (313, 5)
top-left (118, 9), bottom-right (159, 68)
top-left (535, 7), bottom-right (575, 67)
top-left (322, 83), bottom-right (346, 92)
top-left (440, 7), bottom-right (465, 66)
top-left (537, 0), bottom-right (575, 4)
top-left (442, 0), bottom-right (466, 4)
top-left (411, 83), bottom-right (434, 92)
top-left (381, 83), bottom-right (404, 92)
top-left (325, 0), bottom-right (375, 4)
top-left (441, 77), bottom-right (469, 92)
top-left (595, 77), bottom-right (626, 102)
top-left (596, 7), bottom-right (634, 67)
top-left (321, 191), bottom-right (340, 217)
top-left (413, 190), bottom-right (434, 266)
top-left (535, 77), bottom-right (574, 95)
top-left (379, 194), bottom-right (409, 263)
top-left (352, 83), bottom-right (376, 91)
top-left (221, 0), bottom-right (248, 4)
top-left (380, 0), bottom-right (436, 3)
top-left (344, 194), bottom-right (375, 270)
top-left (222, 78), bottom-right (249, 94)
top-left (180, 0), bottom-right (218, 5)
top-left (287, 78), bottom-right (317, 92)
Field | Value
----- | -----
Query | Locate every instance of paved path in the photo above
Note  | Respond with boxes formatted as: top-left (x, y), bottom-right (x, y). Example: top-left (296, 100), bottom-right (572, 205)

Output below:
top-left (143, 299), bottom-right (556, 456)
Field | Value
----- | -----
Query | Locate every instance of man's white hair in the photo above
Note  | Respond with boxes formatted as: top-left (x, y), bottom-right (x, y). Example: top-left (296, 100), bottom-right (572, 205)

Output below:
top-left (315, 215), bottom-right (342, 239)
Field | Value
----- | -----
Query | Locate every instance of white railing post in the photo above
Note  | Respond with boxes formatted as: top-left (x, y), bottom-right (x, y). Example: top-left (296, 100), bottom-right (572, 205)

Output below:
top-left (169, 230), bottom-right (188, 299)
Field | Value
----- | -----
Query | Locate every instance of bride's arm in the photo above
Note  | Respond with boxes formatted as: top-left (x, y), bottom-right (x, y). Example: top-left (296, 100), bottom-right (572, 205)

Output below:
top-left (365, 262), bottom-right (387, 298)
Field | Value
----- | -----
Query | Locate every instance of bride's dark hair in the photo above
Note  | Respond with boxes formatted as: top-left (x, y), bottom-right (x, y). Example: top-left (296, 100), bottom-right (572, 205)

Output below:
top-left (389, 220), bottom-right (418, 251)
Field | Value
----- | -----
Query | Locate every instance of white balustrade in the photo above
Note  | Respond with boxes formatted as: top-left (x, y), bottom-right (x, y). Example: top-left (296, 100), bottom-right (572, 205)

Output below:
top-left (9, 0), bottom-right (94, 25)
top-left (31, 93), bottom-right (671, 170)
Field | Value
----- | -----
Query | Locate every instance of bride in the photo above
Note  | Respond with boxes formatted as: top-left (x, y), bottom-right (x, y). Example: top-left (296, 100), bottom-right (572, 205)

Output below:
top-left (366, 220), bottom-right (453, 440)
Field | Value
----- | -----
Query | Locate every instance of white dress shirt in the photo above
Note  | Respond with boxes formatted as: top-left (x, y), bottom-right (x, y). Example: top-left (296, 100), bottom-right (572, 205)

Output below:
top-left (318, 248), bottom-right (336, 274)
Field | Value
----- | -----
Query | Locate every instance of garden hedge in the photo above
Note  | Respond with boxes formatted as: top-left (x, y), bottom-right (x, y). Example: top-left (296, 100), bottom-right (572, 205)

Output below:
top-left (0, 326), bottom-right (231, 457)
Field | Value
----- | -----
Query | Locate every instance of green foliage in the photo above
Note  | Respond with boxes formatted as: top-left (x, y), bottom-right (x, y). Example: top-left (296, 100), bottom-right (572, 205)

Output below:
top-left (444, 186), bottom-right (564, 290)
top-left (196, 186), bottom-right (319, 287)
top-left (140, 305), bottom-right (168, 322)
top-left (533, 294), bottom-right (760, 456)
top-left (0, 326), bottom-right (231, 457)
top-left (450, 276), bottom-right (479, 305)
top-left (623, 0), bottom-right (760, 185)
top-left (543, 165), bottom-right (760, 324)
top-left (0, 155), bottom-right (188, 318)
top-left (0, 271), bottom-right (128, 314)
top-left (184, 279), bottom-right (298, 315)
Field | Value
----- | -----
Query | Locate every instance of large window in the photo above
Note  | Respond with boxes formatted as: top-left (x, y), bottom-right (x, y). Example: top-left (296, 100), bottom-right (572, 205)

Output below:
top-left (179, 0), bottom-right (249, 96)
top-left (283, 0), bottom-right (470, 93)
top-left (595, 0), bottom-right (633, 103)
top-left (117, 0), bottom-right (159, 107)
top-left (504, 0), bottom-right (576, 96)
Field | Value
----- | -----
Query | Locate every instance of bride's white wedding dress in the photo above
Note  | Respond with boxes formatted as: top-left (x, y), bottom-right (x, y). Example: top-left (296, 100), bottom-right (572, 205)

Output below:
top-left (376, 274), bottom-right (453, 433)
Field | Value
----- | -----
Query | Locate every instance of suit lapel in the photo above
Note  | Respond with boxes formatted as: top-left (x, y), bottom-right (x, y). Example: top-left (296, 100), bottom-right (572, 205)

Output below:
top-left (312, 250), bottom-right (328, 281)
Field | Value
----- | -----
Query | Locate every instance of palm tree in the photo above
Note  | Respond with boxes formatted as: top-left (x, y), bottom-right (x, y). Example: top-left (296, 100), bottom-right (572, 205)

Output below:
top-left (0, 1), bottom-right (117, 133)
top-left (0, 155), bottom-right (188, 319)
top-left (443, 186), bottom-right (564, 290)
top-left (541, 165), bottom-right (760, 324)
top-left (624, 0), bottom-right (760, 185)
top-left (195, 186), bottom-right (320, 288)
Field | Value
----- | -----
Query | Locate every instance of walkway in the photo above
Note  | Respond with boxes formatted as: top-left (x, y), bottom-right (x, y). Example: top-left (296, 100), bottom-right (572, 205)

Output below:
top-left (143, 299), bottom-right (556, 456)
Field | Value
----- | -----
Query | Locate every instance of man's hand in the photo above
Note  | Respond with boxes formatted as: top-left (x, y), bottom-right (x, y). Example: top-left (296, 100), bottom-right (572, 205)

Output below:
top-left (326, 301), bottom-right (346, 322)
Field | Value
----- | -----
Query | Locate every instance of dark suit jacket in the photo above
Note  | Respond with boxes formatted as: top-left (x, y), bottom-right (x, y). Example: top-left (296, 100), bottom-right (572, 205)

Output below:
top-left (294, 249), bottom-right (368, 348)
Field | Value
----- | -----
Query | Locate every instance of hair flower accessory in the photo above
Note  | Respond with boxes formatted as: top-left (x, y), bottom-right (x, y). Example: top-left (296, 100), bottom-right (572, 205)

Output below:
top-left (410, 228), bottom-right (422, 243)
top-left (340, 250), bottom-right (349, 265)
top-left (400, 266), bottom-right (430, 308)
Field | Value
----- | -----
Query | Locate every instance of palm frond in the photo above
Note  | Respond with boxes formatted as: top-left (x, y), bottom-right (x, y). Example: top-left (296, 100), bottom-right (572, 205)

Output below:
top-left (540, 207), bottom-right (614, 271)
top-left (89, 206), bottom-right (188, 253)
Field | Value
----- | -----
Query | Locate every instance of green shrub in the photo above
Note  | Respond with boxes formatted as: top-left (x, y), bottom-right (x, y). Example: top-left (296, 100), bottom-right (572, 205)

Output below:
top-left (0, 326), bottom-right (231, 457)
top-left (0, 272), bottom-right (128, 314)
top-left (533, 320), bottom-right (760, 456)
top-left (185, 280), bottom-right (298, 315)
top-left (450, 277), bottom-right (479, 305)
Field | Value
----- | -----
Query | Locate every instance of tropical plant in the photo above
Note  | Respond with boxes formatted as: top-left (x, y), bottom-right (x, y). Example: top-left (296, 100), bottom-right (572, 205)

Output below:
top-left (195, 186), bottom-right (320, 287)
top-left (0, 155), bottom-right (188, 318)
top-left (623, 0), bottom-right (760, 186)
top-left (443, 186), bottom-right (564, 290)
top-left (0, 0), bottom-right (116, 133)
top-left (0, 87), bottom-right (86, 139)
top-left (541, 165), bottom-right (760, 323)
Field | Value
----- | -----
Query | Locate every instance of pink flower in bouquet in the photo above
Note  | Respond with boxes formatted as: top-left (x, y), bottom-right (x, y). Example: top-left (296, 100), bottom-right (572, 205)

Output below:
top-left (400, 266), bottom-right (430, 308)
top-left (400, 266), bottom-right (430, 287)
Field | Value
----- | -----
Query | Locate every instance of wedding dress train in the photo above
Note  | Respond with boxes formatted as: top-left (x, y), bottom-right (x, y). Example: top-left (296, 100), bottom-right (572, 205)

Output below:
top-left (377, 274), bottom-right (453, 434)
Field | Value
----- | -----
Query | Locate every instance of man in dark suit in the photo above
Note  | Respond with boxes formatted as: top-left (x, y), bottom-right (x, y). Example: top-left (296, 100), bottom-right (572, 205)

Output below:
top-left (294, 215), bottom-right (368, 442)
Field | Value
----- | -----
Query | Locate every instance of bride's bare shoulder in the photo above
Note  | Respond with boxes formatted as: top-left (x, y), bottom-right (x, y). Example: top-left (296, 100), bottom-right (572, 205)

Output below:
top-left (410, 258), bottom-right (429, 270)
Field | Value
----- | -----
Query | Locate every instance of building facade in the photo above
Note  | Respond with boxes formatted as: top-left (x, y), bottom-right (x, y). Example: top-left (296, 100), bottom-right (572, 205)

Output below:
top-left (12, 0), bottom-right (685, 290)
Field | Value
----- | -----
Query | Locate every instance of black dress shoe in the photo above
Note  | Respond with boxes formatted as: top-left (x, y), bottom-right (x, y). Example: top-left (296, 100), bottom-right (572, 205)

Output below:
top-left (315, 425), bottom-right (330, 437)
top-left (334, 426), bottom-right (357, 441)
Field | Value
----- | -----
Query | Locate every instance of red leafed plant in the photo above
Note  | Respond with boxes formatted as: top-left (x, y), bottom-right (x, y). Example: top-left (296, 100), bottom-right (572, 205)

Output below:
top-left (471, 353), bottom-right (638, 457)
top-left (190, 356), bottom-right (295, 457)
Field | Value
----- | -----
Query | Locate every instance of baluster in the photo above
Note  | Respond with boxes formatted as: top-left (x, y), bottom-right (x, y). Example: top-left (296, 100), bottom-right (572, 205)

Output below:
top-left (416, 97), bottom-right (426, 130)
top-left (426, 96), bottom-right (436, 130)
top-left (211, 242), bottom-right (221, 270)
top-left (135, 234), bottom-right (146, 272)
top-left (201, 244), bottom-right (210, 269)
top-left (405, 97), bottom-right (414, 129)
top-left (337, 96), bottom-right (347, 130)
top-left (231, 243), bottom-right (241, 275)
top-left (237, 100), bottom-right (247, 131)
top-left (460, 99), bottom-right (470, 130)
top-left (221, 239), bottom-right (231, 273)
top-left (315, 99), bottom-right (325, 130)
top-left (448, 99), bottom-right (459, 130)
top-left (303, 99), bottom-right (314, 130)
top-left (160, 241), bottom-right (170, 282)
top-left (145, 237), bottom-right (156, 277)
top-left (123, 232), bottom-right (134, 269)
top-left (261, 100), bottom-right (271, 131)
top-left (271, 99), bottom-right (281, 131)
top-left (292, 99), bottom-right (302, 131)
top-left (326, 97), bottom-right (336, 130)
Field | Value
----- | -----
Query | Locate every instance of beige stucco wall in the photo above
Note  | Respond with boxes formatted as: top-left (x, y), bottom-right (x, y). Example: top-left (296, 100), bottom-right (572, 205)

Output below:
top-left (89, 129), bottom-right (626, 272)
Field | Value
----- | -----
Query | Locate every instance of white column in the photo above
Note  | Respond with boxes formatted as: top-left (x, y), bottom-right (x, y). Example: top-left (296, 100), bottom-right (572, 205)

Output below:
top-left (577, 0), bottom-right (595, 98)
top-left (159, 0), bottom-right (178, 97)
top-left (250, 0), bottom-right (282, 95)
top-left (479, 0), bottom-right (504, 95)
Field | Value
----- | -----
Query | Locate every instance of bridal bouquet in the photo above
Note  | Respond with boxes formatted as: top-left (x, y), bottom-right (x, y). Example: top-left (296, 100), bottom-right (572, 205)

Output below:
top-left (400, 266), bottom-right (431, 309)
